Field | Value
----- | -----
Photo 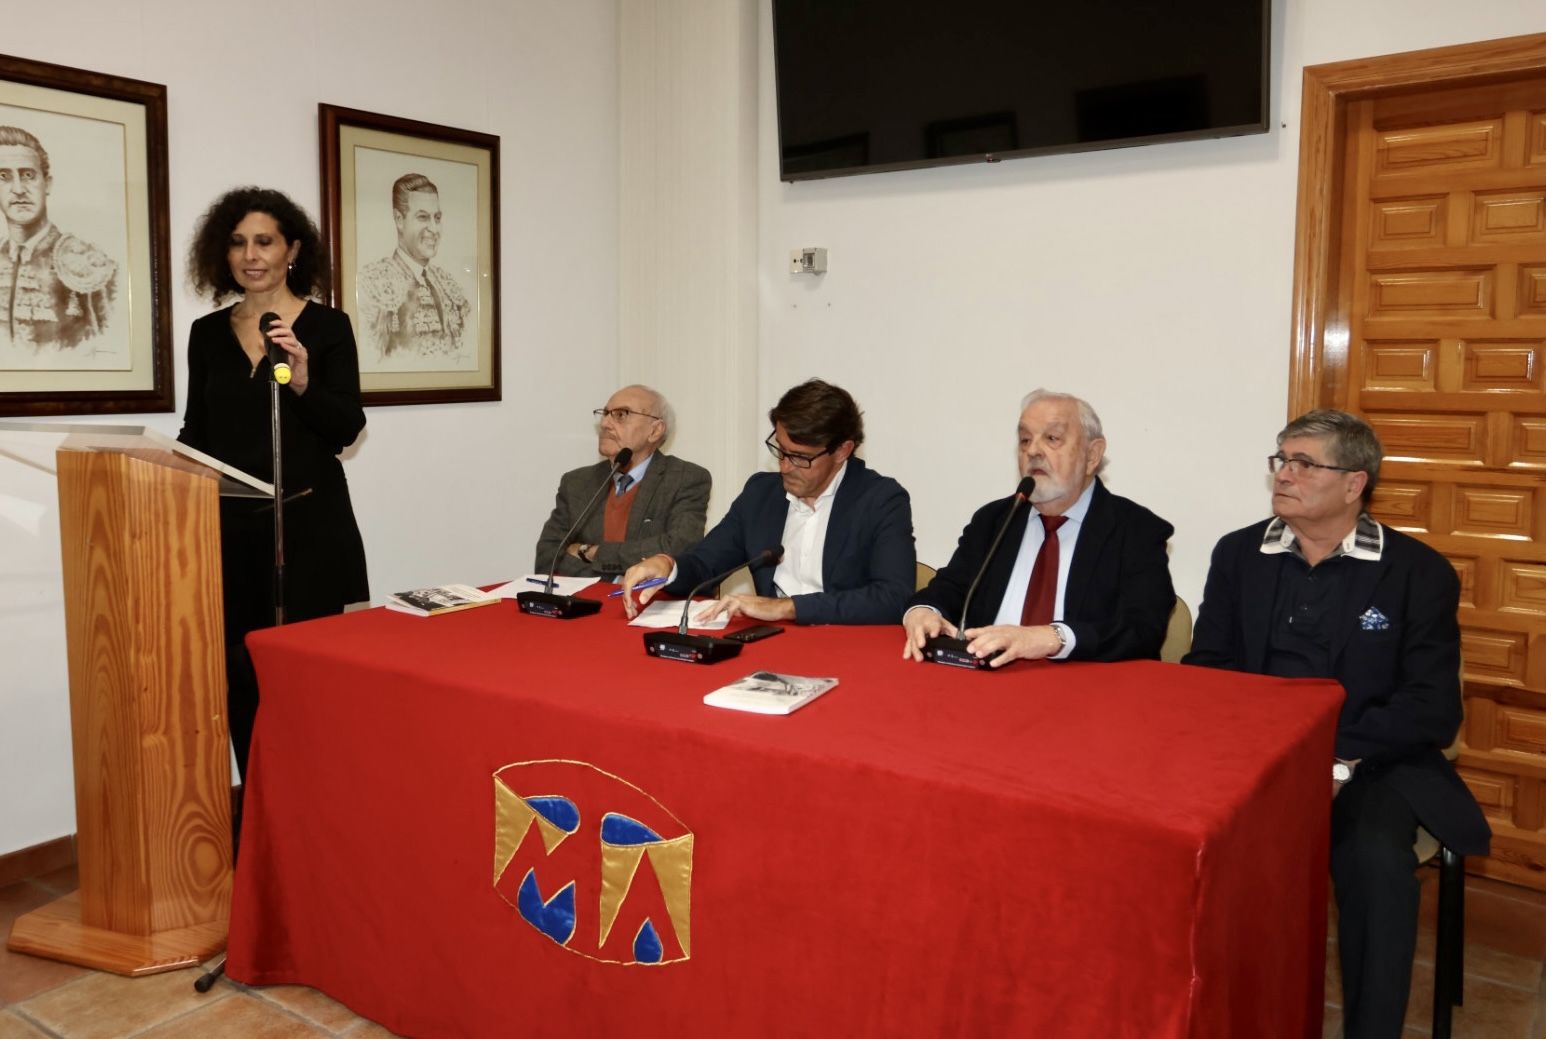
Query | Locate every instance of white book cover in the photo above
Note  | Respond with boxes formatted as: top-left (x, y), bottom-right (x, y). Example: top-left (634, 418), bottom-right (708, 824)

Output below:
top-left (703, 671), bottom-right (838, 715)
top-left (386, 584), bottom-right (500, 617)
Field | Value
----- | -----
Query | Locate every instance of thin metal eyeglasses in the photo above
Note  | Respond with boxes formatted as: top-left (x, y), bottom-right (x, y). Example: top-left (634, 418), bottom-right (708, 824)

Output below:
top-left (1267, 453), bottom-right (1358, 476)
top-left (593, 407), bottom-right (661, 422)
top-left (747, 671), bottom-right (798, 697)
top-left (765, 433), bottom-right (833, 469)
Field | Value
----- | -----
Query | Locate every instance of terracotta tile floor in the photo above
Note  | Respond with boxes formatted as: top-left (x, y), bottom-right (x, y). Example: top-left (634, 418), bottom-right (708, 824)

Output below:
top-left (0, 866), bottom-right (401, 1039)
top-left (1323, 867), bottom-right (1546, 1038)
top-left (5, 862), bottom-right (1546, 1037)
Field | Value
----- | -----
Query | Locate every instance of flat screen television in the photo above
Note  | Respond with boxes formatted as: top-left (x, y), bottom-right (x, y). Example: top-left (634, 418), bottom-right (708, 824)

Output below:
top-left (771, 0), bottom-right (1270, 181)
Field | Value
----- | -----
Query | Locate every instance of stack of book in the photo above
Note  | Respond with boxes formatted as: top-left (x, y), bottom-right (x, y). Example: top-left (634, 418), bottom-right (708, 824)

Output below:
top-left (386, 584), bottom-right (501, 617)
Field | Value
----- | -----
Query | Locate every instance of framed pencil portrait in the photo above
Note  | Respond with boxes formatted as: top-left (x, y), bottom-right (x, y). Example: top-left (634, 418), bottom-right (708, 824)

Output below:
top-left (319, 104), bottom-right (501, 406)
top-left (0, 54), bottom-right (172, 416)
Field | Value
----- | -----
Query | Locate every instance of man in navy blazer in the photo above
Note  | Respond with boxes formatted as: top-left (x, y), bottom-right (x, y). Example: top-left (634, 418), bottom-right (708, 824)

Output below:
top-left (1184, 409), bottom-right (1488, 1039)
top-left (620, 379), bottom-right (915, 625)
top-left (904, 390), bottom-right (1175, 666)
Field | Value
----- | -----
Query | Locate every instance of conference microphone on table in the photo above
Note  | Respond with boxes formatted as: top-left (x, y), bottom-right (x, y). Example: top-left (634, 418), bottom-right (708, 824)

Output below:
top-left (517, 447), bottom-right (634, 619)
top-left (922, 475), bottom-right (1035, 670)
top-left (644, 545), bottom-right (783, 664)
top-left (259, 312), bottom-right (291, 386)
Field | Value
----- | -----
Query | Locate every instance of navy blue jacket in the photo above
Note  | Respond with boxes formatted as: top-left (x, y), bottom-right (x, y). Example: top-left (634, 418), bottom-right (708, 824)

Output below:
top-left (667, 458), bottom-right (915, 625)
top-left (1184, 519), bottom-right (1489, 856)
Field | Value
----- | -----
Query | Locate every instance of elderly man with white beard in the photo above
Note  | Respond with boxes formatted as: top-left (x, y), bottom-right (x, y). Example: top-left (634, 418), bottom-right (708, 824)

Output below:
top-left (903, 389), bottom-right (1175, 667)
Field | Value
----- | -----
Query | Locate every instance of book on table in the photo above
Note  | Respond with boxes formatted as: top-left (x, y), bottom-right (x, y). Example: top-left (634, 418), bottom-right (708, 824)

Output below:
top-left (703, 672), bottom-right (837, 715)
top-left (386, 584), bottom-right (501, 617)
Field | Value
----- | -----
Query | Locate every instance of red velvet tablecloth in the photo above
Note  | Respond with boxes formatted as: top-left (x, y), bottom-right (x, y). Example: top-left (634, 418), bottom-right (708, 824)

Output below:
top-left (227, 597), bottom-right (1342, 1038)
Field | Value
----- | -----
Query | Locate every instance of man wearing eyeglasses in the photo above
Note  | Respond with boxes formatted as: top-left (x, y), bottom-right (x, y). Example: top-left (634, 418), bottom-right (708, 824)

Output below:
top-left (619, 379), bottom-right (915, 625)
top-left (903, 389), bottom-right (1175, 666)
top-left (533, 385), bottom-right (710, 577)
top-left (1185, 409), bottom-right (1488, 1039)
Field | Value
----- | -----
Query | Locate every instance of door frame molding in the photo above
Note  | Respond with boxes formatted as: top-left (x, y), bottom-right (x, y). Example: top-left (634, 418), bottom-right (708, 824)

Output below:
top-left (1289, 32), bottom-right (1546, 417)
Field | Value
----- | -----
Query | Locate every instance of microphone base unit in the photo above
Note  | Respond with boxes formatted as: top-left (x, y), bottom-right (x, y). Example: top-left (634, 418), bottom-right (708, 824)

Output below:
top-left (643, 631), bottom-right (743, 664)
top-left (515, 591), bottom-right (603, 619)
top-left (922, 635), bottom-right (995, 671)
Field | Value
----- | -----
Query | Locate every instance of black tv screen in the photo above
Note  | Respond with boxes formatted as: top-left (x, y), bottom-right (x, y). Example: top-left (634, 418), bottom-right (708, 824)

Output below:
top-left (772, 0), bottom-right (1269, 181)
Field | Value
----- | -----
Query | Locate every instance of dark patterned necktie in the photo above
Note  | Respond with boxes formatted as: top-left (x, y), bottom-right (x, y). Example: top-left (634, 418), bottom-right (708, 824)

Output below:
top-left (420, 271), bottom-right (448, 333)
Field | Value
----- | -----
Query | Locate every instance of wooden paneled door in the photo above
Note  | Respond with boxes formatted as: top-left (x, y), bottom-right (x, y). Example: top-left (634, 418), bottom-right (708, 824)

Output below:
top-left (1292, 34), bottom-right (1546, 889)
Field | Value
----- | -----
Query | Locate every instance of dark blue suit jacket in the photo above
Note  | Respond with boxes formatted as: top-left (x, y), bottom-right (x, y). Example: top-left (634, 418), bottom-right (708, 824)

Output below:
top-left (1184, 519), bottom-right (1489, 856)
top-left (909, 478), bottom-right (1175, 661)
top-left (667, 458), bottom-right (916, 625)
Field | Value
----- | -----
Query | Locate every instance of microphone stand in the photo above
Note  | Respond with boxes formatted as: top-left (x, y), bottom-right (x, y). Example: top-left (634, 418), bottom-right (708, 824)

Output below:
top-left (923, 478), bottom-right (1034, 670)
top-left (517, 448), bottom-right (635, 619)
top-left (269, 374), bottom-right (286, 627)
top-left (196, 354), bottom-right (289, 997)
top-left (644, 547), bottom-right (782, 664)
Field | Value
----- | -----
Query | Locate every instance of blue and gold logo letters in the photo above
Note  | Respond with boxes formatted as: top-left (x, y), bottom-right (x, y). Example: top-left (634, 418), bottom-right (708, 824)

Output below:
top-left (493, 760), bottom-right (693, 965)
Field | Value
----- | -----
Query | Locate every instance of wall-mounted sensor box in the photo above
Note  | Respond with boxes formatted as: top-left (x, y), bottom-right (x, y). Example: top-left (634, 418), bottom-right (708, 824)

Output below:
top-left (788, 247), bottom-right (828, 274)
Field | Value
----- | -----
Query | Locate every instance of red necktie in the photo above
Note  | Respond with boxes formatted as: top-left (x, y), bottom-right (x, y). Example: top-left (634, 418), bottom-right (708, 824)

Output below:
top-left (1020, 514), bottom-right (1068, 626)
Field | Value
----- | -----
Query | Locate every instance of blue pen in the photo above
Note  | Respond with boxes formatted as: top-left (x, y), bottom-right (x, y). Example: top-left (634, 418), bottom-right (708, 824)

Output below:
top-left (526, 577), bottom-right (551, 586)
top-left (608, 577), bottom-right (667, 597)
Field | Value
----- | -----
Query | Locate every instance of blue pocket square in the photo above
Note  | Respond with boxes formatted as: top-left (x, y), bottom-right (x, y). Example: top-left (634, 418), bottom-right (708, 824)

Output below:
top-left (1358, 607), bottom-right (1390, 632)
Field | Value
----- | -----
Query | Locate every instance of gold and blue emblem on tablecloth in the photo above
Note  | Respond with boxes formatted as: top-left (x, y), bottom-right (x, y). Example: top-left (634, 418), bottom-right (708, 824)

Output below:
top-left (493, 760), bottom-right (693, 965)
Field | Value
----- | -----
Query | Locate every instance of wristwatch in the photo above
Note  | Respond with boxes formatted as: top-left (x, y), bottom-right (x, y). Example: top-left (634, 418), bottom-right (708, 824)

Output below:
top-left (577, 544), bottom-right (596, 564)
top-left (1332, 760), bottom-right (1356, 784)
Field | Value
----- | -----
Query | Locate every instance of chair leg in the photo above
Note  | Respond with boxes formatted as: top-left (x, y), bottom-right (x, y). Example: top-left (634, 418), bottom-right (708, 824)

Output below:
top-left (1432, 848), bottom-right (1464, 1039)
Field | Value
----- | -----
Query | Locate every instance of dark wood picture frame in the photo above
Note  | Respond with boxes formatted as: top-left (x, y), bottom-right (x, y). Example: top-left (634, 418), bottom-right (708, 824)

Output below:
top-left (0, 54), bottom-right (172, 416)
top-left (319, 104), bottom-right (501, 406)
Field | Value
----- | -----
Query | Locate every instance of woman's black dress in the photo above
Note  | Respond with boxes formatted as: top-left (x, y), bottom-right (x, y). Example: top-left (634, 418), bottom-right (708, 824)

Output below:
top-left (178, 302), bottom-right (369, 778)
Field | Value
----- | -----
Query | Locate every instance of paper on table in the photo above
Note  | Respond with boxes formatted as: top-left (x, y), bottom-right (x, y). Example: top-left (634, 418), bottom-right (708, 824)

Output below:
top-left (626, 598), bottom-right (730, 630)
top-left (488, 575), bottom-right (601, 598)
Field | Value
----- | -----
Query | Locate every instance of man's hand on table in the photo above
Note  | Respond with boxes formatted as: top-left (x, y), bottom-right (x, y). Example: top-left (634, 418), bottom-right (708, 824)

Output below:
top-left (620, 554), bottom-right (674, 618)
top-left (902, 606), bottom-right (955, 662)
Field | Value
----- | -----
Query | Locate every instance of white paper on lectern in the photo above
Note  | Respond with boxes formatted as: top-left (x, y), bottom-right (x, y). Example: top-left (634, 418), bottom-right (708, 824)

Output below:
top-left (627, 598), bottom-right (730, 630)
top-left (0, 420), bottom-right (273, 498)
top-left (488, 575), bottom-right (601, 598)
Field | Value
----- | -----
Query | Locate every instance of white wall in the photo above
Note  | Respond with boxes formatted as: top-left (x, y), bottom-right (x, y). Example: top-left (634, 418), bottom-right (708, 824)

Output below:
top-left (757, 1), bottom-right (1546, 615)
top-left (6, 0), bottom-right (1544, 859)
top-left (619, 0), bottom-right (761, 513)
top-left (0, 0), bottom-right (619, 855)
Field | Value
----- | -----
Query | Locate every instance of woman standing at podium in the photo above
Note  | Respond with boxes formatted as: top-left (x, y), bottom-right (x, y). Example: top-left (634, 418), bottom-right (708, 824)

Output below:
top-left (179, 187), bottom-right (369, 781)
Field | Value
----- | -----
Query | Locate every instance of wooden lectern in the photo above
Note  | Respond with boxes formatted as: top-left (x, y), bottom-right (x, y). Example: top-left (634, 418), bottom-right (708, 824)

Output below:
top-left (1, 423), bottom-right (271, 975)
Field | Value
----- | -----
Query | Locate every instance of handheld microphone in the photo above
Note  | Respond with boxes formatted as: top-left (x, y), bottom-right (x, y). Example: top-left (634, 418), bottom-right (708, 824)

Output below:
top-left (644, 545), bottom-right (784, 663)
top-left (517, 448), bottom-right (634, 619)
top-left (260, 312), bottom-right (291, 386)
top-left (924, 476), bottom-right (1035, 670)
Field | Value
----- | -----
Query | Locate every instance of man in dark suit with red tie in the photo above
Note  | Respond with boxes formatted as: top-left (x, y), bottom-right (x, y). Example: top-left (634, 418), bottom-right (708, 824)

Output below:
top-left (1184, 409), bottom-right (1488, 1039)
top-left (903, 389), bottom-right (1175, 666)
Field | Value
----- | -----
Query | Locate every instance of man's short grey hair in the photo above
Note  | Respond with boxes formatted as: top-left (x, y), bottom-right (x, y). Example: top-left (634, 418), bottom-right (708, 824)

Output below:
top-left (0, 126), bottom-right (49, 180)
top-left (1277, 409), bottom-right (1382, 504)
top-left (633, 384), bottom-right (674, 444)
top-left (1020, 389), bottom-right (1104, 443)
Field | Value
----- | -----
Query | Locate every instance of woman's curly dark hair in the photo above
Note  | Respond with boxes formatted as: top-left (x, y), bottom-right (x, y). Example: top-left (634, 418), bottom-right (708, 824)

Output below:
top-left (187, 187), bottom-right (331, 303)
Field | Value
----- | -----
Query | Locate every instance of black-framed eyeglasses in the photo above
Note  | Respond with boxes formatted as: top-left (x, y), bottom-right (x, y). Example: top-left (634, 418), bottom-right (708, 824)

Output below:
top-left (765, 433), bottom-right (832, 469)
top-left (1267, 453), bottom-right (1358, 476)
top-left (593, 407), bottom-right (661, 423)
